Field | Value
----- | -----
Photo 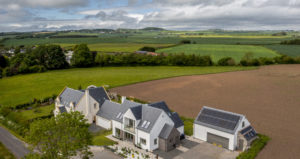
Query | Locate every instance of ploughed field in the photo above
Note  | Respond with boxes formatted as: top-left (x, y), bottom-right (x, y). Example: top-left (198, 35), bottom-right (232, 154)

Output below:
top-left (156, 44), bottom-right (280, 63)
top-left (111, 64), bottom-right (300, 159)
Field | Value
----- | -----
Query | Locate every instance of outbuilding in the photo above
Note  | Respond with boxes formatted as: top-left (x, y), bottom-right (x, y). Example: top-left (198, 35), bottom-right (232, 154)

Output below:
top-left (193, 106), bottom-right (257, 151)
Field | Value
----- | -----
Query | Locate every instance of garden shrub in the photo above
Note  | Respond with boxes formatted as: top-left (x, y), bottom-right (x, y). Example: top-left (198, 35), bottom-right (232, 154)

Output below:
top-left (218, 57), bottom-right (236, 66)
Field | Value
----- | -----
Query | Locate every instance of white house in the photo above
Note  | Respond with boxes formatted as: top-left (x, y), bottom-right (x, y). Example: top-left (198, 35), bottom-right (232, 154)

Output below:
top-left (54, 85), bottom-right (110, 123)
top-left (54, 86), bottom-right (184, 152)
top-left (193, 106), bottom-right (257, 151)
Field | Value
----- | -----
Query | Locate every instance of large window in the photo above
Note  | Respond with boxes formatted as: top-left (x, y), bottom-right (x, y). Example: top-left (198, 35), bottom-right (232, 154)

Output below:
top-left (140, 138), bottom-right (146, 145)
top-left (115, 128), bottom-right (121, 138)
top-left (154, 138), bottom-right (157, 145)
top-left (124, 118), bottom-right (135, 133)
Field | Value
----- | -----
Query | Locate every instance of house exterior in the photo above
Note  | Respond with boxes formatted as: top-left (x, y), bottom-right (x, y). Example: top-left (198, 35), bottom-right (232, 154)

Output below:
top-left (193, 106), bottom-right (257, 151)
top-left (54, 85), bottom-right (110, 123)
top-left (54, 86), bottom-right (184, 152)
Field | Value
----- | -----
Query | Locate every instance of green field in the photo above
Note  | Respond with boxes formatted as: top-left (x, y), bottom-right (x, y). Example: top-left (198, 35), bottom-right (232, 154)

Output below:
top-left (58, 43), bottom-right (173, 52)
top-left (19, 104), bottom-right (54, 121)
top-left (0, 142), bottom-right (15, 159)
top-left (157, 44), bottom-right (280, 62)
top-left (0, 66), bottom-right (256, 107)
top-left (263, 45), bottom-right (300, 57)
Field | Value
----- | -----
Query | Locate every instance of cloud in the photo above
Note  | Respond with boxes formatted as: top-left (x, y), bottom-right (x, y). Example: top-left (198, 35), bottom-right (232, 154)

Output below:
top-left (1, 0), bottom-right (300, 31)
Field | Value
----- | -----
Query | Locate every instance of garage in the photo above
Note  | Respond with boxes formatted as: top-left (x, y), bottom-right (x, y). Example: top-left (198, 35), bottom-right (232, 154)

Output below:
top-left (207, 133), bottom-right (229, 149)
top-left (97, 116), bottom-right (111, 129)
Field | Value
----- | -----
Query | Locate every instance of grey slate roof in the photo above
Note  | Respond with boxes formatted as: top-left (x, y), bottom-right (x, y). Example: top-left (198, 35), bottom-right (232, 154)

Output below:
top-left (149, 101), bottom-right (184, 128)
top-left (58, 106), bottom-right (67, 113)
top-left (130, 106), bottom-right (142, 120)
top-left (136, 105), bottom-right (163, 133)
top-left (88, 87), bottom-right (110, 106)
top-left (111, 99), bottom-right (141, 123)
top-left (159, 124), bottom-right (175, 139)
top-left (194, 106), bottom-right (244, 134)
top-left (59, 87), bottom-right (84, 107)
top-left (97, 100), bottom-right (121, 120)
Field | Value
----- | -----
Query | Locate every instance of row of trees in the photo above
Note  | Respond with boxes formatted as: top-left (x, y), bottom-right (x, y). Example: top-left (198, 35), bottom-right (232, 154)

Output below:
top-left (1, 45), bottom-right (69, 77)
top-left (280, 39), bottom-right (300, 45)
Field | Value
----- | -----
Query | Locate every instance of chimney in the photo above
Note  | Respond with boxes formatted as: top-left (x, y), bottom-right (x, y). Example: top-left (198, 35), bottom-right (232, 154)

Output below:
top-left (121, 96), bottom-right (126, 103)
top-left (85, 89), bottom-right (90, 115)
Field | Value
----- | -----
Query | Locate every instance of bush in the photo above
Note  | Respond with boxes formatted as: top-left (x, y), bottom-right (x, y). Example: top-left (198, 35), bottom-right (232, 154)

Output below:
top-left (236, 134), bottom-right (270, 159)
top-left (180, 40), bottom-right (191, 44)
top-left (29, 65), bottom-right (46, 73)
top-left (218, 57), bottom-right (236, 66)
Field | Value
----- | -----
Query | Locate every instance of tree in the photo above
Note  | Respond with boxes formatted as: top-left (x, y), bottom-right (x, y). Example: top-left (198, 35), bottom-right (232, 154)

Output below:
top-left (218, 57), bottom-right (236, 66)
top-left (46, 45), bottom-right (68, 69)
top-left (71, 44), bottom-right (93, 67)
top-left (0, 54), bottom-right (8, 68)
top-left (139, 46), bottom-right (156, 52)
top-left (26, 112), bottom-right (93, 159)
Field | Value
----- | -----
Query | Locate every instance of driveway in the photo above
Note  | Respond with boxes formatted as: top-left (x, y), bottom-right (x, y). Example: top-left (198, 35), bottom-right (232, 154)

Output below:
top-left (0, 126), bottom-right (29, 159)
top-left (153, 136), bottom-right (238, 159)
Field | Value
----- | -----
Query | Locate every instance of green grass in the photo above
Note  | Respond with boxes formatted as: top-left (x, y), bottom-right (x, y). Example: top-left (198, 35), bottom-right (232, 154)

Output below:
top-left (0, 142), bottom-right (15, 159)
top-left (19, 104), bottom-right (54, 121)
top-left (0, 66), bottom-right (256, 107)
top-left (157, 44), bottom-right (280, 63)
top-left (92, 130), bottom-right (116, 146)
top-left (263, 45), bottom-right (300, 57)
top-left (236, 134), bottom-right (270, 159)
top-left (58, 43), bottom-right (173, 52)
top-left (180, 116), bottom-right (194, 136)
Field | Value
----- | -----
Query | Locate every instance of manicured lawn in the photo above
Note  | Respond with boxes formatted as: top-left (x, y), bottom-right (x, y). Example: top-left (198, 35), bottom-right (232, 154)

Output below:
top-left (157, 44), bottom-right (280, 63)
top-left (263, 45), bottom-right (300, 57)
top-left (92, 130), bottom-right (116, 146)
top-left (19, 104), bottom-right (54, 121)
top-left (0, 142), bottom-right (15, 159)
top-left (59, 43), bottom-right (173, 52)
top-left (0, 66), bottom-right (256, 107)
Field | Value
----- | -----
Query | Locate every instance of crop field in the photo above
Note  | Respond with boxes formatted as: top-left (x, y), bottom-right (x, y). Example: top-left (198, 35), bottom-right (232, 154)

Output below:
top-left (0, 66), bottom-right (256, 107)
top-left (157, 44), bottom-right (280, 62)
top-left (263, 45), bottom-right (300, 57)
top-left (58, 43), bottom-right (173, 52)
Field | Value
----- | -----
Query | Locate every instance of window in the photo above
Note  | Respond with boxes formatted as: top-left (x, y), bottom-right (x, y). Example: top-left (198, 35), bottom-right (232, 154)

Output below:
top-left (169, 138), bottom-right (173, 143)
top-left (94, 103), bottom-right (97, 109)
top-left (242, 121), bottom-right (245, 128)
top-left (115, 128), bottom-right (121, 138)
top-left (140, 138), bottom-right (146, 145)
top-left (154, 138), bottom-right (157, 145)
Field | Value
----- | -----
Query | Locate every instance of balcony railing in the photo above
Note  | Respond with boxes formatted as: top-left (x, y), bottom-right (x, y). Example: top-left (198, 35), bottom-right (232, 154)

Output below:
top-left (124, 125), bottom-right (135, 133)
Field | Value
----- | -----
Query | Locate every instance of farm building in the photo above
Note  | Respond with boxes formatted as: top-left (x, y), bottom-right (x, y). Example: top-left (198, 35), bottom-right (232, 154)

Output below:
top-left (193, 106), bottom-right (257, 151)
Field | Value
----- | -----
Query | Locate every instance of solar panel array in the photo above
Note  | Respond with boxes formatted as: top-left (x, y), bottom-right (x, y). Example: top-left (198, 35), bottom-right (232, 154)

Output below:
top-left (241, 126), bottom-right (257, 141)
top-left (197, 108), bottom-right (241, 131)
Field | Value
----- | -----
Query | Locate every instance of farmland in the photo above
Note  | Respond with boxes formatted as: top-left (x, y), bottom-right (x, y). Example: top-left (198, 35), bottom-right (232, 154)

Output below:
top-left (0, 66), bottom-right (256, 107)
top-left (157, 44), bottom-right (280, 62)
top-left (264, 45), bottom-right (300, 57)
top-left (58, 43), bottom-right (173, 52)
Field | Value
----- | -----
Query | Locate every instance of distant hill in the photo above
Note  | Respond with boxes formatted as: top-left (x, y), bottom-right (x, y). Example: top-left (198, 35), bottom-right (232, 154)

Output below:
top-left (142, 27), bottom-right (165, 31)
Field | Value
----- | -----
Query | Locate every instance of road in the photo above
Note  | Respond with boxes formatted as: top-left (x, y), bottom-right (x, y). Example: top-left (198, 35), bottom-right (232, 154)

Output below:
top-left (0, 126), bottom-right (29, 159)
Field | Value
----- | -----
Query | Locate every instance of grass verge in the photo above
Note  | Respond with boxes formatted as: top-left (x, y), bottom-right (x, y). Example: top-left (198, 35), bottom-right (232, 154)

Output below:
top-left (0, 141), bottom-right (15, 159)
top-left (92, 130), bottom-right (117, 146)
top-left (236, 134), bottom-right (270, 159)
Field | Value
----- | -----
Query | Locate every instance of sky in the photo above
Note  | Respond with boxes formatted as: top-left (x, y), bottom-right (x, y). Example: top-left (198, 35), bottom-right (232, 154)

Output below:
top-left (0, 0), bottom-right (300, 32)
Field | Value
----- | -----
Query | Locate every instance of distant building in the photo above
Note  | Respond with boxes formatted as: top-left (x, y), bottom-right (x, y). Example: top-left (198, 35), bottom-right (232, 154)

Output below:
top-left (65, 50), bottom-right (73, 64)
top-left (193, 106), bottom-right (257, 151)
top-left (135, 51), bottom-right (159, 56)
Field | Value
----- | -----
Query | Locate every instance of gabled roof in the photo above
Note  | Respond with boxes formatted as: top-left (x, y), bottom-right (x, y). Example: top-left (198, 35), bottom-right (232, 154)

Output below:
top-left (112, 99), bottom-right (141, 123)
top-left (59, 87), bottom-right (84, 107)
top-left (136, 105), bottom-right (163, 133)
top-left (130, 106), bottom-right (142, 120)
top-left (88, 87), bottom-right (110, 105)
top-left (159, 124), bottom-right (178, 140)
top-left (194, 106), bottom-right (244, 134)
top-left (58, 106), bottom-right (67, 113)
top-left (149, 101), bottom-right (184, 128)
top-left (97, 100), bottom-right (121, 120)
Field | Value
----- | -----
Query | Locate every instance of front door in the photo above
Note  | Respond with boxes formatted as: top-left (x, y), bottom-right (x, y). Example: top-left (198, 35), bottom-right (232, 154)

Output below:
top-left (124, 132), bottom-right (134, 143)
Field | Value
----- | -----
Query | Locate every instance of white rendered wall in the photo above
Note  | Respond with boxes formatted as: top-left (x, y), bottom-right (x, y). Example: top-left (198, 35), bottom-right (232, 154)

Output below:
top-left (112, 120), bottom-right (122, 136)
top-left (97, 116), bottom-right (111, 129)
top-left (136, 129), bottom-right (151, 150)
top-left (194, 124), bottom-right (235, 150)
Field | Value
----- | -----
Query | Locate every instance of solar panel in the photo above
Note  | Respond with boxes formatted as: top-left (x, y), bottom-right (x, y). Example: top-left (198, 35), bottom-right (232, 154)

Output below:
top-left (145, 121), bottom-right (151, 129)
top-left (241, 126), bottom-right (253, 134)
top-left (119, 113), bottom-right (123, 119)
top-left (243, 129), bottom-right (257, 141)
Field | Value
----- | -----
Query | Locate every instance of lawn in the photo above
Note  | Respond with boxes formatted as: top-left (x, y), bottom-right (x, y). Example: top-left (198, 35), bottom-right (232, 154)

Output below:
top-left (0, 142), bottom-right (15, 159)
top-left (92, 130), bottom-right (116, 146)
top-left (58, 43), bottom-right (173, 52)
top-left (263, 45), bottom-right (300, 57)
top-left (19, 104), bottom-right (54, 121)
top-left (0, 66), bottom-right (256, 107)
top-left (157, 44), bottom-right (280, 63)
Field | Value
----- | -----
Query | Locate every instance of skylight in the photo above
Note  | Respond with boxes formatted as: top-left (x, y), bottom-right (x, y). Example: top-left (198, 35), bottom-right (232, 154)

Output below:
top-left (141, 121), bottom-right (147, 127)
top-left (145, 121), bottom-right (151, 128)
